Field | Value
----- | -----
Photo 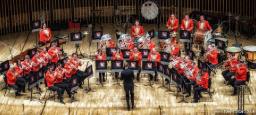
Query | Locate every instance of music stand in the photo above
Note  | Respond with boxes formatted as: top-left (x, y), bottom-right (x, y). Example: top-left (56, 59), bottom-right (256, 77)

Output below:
top-left (92, 31), bottom-right (103, 49)
top-left (142, 61), bottom-right (156, 72)
top-left (121, 49), bottom-right (130, 59)
top-left (139, 49), bottom-right (150, 59)
top-left (111, 60), bottom-right (124, 86)
top-left (160, 51), bottom-right (170, 64)
top-left (84, 65), bottom-right (94, 93)
top-left (0, 60), bottom-right (10, 74)
top-left (70, 32), bottom-right (85, 58)
top-left (95, 60), bottom-right (107, 72)
top-left (158, 31), bottom-right (170, 39)
top-left (127, 60), bottom-right (139, 71)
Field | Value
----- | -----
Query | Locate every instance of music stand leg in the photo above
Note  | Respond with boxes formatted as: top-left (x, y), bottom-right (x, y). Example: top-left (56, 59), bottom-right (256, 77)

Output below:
top-left (84, 78), bottom-right (95, 93)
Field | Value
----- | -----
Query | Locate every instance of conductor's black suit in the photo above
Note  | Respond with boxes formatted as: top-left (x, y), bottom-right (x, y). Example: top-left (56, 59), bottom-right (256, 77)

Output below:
top-left (121, 68), bottom-right (135, 110)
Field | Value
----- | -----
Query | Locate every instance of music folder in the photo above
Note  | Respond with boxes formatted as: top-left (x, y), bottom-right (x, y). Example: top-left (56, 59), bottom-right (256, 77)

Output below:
top-left (84, 65), bottom-right (93, 78)
top-left (96, 60), bottom-right (107, 70)
top-left (127, 60), bottom-right (139, 70)
top-left (142, 61), bottom-right (156, 71)
top-left (0, 60), bottom-right (10, 73)
top-left (160, 51), bottom-right (170, 62)
top-left (139, 49), bottom-right (150, 58)
top-left (158, 31), bottom-right (170, 39)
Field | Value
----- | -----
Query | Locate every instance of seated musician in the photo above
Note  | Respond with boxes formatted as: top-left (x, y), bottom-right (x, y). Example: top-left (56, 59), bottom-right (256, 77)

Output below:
top-left (96, 49), bottom-right (107, 84)
top-left (6, 65), bottom-right (26, 96)
top-left (197, 15), bottom-right (212, 33)
top-left (21, 55), bottom-right (32, 81)
top-left (170, 41), bottom-right (180, 57)
top-left (131, 20), bottom-right (145, 43)
top-left (39, 23), bottom-right (52, 45)
top-left (112, 49), bottom-right (124, 80)
top-left (185, 63), bottom-right (200, 97)
top-left (146, 38), bottom-right (156, 51)
top-left (107, 39), bottom-right (116, 48)
top-left (128, 38), bottom-right (135, 49)
top-left (31, 51), bottom-right (42, 92)
top-left (54, 64), bottom-right (75, 100)
top-left (205, 44), bottom-right (219, 74)
top-left (166, 14), bottom-right (179, 33)
top-left (48, 42), bottom-right (62, 64)
top-left (147, 48), bottom-right (161, 81)
top-left (69, 53), bottom-right (86, 87)
top-left (231, 62), bottom-right (248, 95)
top-left (193, 68), bottom-right (209, 103)
top-left (45, 65), bottom-right (65, 103)
top-left (129, 47), bottom-right (142, 81)
top-left (180, 15), bottom-right (194, 53)
top-left (222, 56), bottom-right (239, 85)
top-left (39, 48), bottom-right (51, 69)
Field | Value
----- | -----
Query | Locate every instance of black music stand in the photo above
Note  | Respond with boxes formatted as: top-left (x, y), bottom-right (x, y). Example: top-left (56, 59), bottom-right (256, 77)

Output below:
top-left (139, 49), bottom-right (150, 59)
top-left (106, 47), bottom-right (117, 60)
top-left (0, 60), bottom-right (10, 74)
top-left (92, 31), bottom-right (103, 49)
top-left (84, 65), bottom-right (94, 93)
top-left (142, 61), bottom-right (156, 87)
top-left (215, 38), bottom-right (228, 51)
top-left (70, 32), bottom-right (85, 58)
top-left (111, 60), bottom-right (124, 86)
top-left (158, 31), bottom-right (170, 39)
top-left (160, 51), bottom-right (170, 65)
top-left (121, 49), bottom-right (130, 59)
top-left (28, 70), bottom-right (44, 101)
top-left (127, 60), bottom-right (139, 71)
top-left (31, 20), bottom-right (41, 47)
top-left (95, 60), bottom-right (107, 86)
top-left (157, 63), bottom-right (167, 89)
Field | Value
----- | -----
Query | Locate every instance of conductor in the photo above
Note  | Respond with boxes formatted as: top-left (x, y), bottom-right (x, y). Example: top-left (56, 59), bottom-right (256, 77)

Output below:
top-left (121, 62), bottom-right (135, 110)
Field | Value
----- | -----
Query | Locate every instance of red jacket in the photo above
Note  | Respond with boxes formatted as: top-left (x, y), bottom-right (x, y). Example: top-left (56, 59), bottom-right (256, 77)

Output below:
top-left (235, 64), bottom-right (247, 81)
top-left (31, 56), bottom-right (41, 72)
top-left (188, 66), bottom-right (199, 81)
top-left (96, 53), bottom-right (107, 60)
top-left (48, 47), bottom-right (61, 63)
top-left (197, 21), bottom-right (212, 32)
top-left (197, 72), bottom-right (209, 89)
top-left (180, 19), bottom-right (194, 32)
top-left (54, 68), bottom-right (64, 84)
top-left (107, 40), bottom-right (116, 48)
top-left (39, 51), bottom-right (49, 66)
top-left (112, 52), bottom-right (124, 60)
top-left (207, 49), bottom-right (218, 65)
top-left (21, 60), bottom-right (31, 75)
top-left (166, 18), bottom-right (179, 32)
top-left (64, 63), bottom-right (73, 79)
top-left (147, 52), bottom-right (161, 63)
top-left (39, 28), bottom-right (52, 43)
top-left (129, 51), bottom-right (142, 65)
top-left (6, 70), bottom-right (17, 85)
top-left (224, 58), bottom-right (239, 72)
top-left (170, 45), bottom-right (180, 57)
top-left (45, 70), bottom-right (56, 87)
top-left (131, 25), bottom-right (145, 38)
top-left (149, 41), bottom-right (156, 51)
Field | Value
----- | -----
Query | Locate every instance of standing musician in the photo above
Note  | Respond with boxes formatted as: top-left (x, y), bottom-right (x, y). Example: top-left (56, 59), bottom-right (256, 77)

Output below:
top-left (96, 49), bottom-right (107, 84)
top-left (6, 65), bottom-right (26, 96)
top-left (222, 56), bottom-right (239, 85)
top-left (129, 47), bottom-right (142, 81)
top-left (231, 63), bottom-right (248, 95)
top-left (170, 41), bottom-right (180, 57)
top-left (180, 15), bottom-right (194, 53)
top-left (45, 65), bottom-right (65, 103)
top-left (147, 48), bottom-right (161, 81)
top-left (48, 42), bottom-right (62, 64)
top-left (39, 23), bottom-right (52, 45)
top-left (197, 15), bottom-right (212, 33)
top-left (131, 20), bottom-right (145, 43)
top-left (166, 14), bottom-right (179, 33)
top-left (112, 49), bottom-right (124, 80)
top-left (193, 69), bottom-right (209, 103)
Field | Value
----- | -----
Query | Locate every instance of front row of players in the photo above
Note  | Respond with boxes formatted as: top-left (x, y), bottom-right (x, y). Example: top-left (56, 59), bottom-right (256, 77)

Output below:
top-left (6, 43), bottom-right (87, 103)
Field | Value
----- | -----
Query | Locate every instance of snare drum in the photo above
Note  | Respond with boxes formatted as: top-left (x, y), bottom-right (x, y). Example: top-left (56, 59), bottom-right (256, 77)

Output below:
top-left (226, 47), bottom-right (241, 59)
top-left (194, 30), bottom-right (205, 44)
top-left (243, 46), bottom-right (256, 62)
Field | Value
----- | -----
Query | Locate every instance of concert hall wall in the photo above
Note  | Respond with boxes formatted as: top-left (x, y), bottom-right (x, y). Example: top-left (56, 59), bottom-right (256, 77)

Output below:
top-left (0, 0), bottom-right (255, 36)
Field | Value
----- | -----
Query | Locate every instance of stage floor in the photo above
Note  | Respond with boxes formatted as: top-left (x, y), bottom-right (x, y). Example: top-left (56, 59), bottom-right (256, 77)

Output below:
top-left (0, 24), bottom-right (256, 115)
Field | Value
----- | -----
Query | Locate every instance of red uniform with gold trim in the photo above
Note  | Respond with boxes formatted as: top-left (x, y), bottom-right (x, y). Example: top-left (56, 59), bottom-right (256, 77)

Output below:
top-left (39, 28), bottom-right (52, 43)
top-left (48, 46), bottom-right (61, 63)
top-left (31, 55), bottom-right (41, 72)
top-left (188, 66), bottom-right (199, 81)
top-left (21, 60), bottom-right (32, 75)
top-left (96, 53), bottom-right (107, 60)
top-left (64, 62), bottom-right (73, 79)
top-left (112, 52), bottom-right (124, 60)
top-left (180, 19), bottom-right (194, 32)
top-left (207, 49), bottom-right (218, 65)
top-left (107, 39), bottom-right (116, 48)
top-left (39, 51), bottom-right (50, 66)
top-left (148, 41), bottom-right (156, 51)
top-left (166, 18), bottom-right (179, 32)
top-left (45, 70), bottom-right (56, 87)
top-left (197, 21), bottom-right (212, 32)
top-left (129, 51), bottom-right (142, 65)
top-left (54, 67), bottom-right (64, 84)
top-left (131, 25), bottom-right (145, 38)
top-left (235, 63), bottom-right (247, 81)
top-left (196, 72), bottom-right (209, 89)
top-left (6, 69), bottom-right (17, 85)
top-left (224, 58), bottom-right (239, 72)
top-left (147, 52), bottom-right (161, 63)
top-left (170, 44), bottom-right (180, 57)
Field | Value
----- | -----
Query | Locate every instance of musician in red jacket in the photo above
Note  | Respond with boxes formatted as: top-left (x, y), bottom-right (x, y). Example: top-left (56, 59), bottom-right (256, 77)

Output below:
top-left (107, 39), bottom-right (116, 48)
top-left (21, 55), bottom-right (32, 79)
top-left (45, 65), bottom-right (65, 103)
top-left (222, 56), bottom-right (239, 84)
top-left (96, 49), bottom-right (107, 84)
top-left (170, 41), bottom-right (180, 57)
top-left (129, 47), bottom-right (142, 81)
top-left (206, 45), bottom-right (219, 66)
top-left (193, 69), bottom-right (209, 103)
top-left (112, 49), bottom-right (124, 81)
top-left (166, 14), bottom-right (179, 32)
top-left (147, 48), bottom-right (161, 81)
top-left (131, 20), bottom-right (145, 42)
top-left (6, 66), bottom-right (26, 96)
top-left (231, 63), bottom-right (248, 95)
top-left (48, 43), bottom-right (62, 64)
top-left (197, 15), bottom-right (212, 32)
top-left (39, 23), bottom-right (52, 45)
top-left (180, 15), bottom-right (194, 32)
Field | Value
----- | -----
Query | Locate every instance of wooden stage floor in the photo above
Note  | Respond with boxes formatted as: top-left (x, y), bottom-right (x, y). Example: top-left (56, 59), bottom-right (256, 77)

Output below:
top-left (0, 24), bottom-right (256, 115)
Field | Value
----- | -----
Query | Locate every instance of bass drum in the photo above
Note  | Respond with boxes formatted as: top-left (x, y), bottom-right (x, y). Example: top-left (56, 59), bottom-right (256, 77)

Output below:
top-left (194, 30), bottom-right (204, 44)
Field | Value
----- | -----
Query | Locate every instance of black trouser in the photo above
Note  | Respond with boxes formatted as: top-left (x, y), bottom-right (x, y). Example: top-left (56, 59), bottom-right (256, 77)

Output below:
top-left (184, 42), bottom-right (191, 54)
top-left (149, 69), bottom-right (158, 81)
top-left (222, 70), bottom-right (235, 83)
top-left (185, 80), bottom-right (196, 96)
top-left (232, 80), bottom-right (246, 94)
top-left (48, 85), bottom-right (64, 100)
top-left (136, 68), bottom-right (141, 81)
top-left (30, 71), bottom-right (41, 91)
top-left (181, 76), bottom-right (192, 94)
top-left (10, 77), bottom-right (26, 94)
top-left (193, 86), bottom-right (207, 101)
top-left (99, 73), bottom-right (105, 83)
top-left (76, 70), bottom-right (86, 85)
top-left (115, 72), bottom-right (119, 79)
top-left (124, 84), bottom-right (134, 109)
top-left (54, 82), bottom-right (72, 98)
